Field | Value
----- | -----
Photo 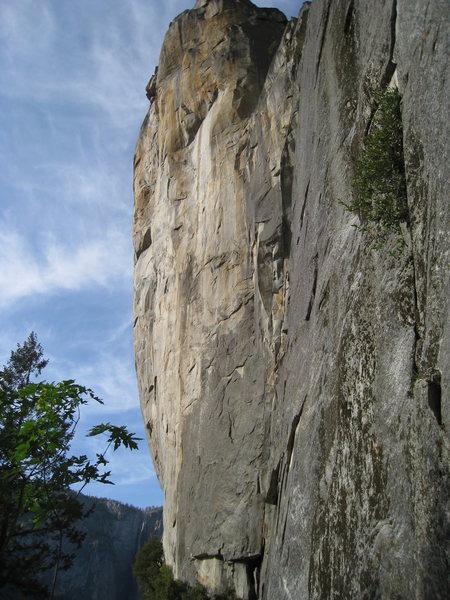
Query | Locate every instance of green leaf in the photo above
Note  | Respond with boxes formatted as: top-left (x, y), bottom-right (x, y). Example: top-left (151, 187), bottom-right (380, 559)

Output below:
top-left (14, 441), bottom-right (30, 461)
top-left (87, 422), bottom-right (111, 437)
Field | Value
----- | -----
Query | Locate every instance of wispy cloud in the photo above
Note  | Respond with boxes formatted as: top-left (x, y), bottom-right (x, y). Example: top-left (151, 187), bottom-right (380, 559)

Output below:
top-left (0, 0), bottom-right (181, 312)
top-left (0, 0), bottom-right (170, 133)
top-left (0, 227), bottom-right (130, 306)
top-left (72, 353), bottom-right (139, 415)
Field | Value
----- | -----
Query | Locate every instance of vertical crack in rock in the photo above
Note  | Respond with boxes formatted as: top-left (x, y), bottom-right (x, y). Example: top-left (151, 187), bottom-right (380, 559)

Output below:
top-left (286, 406), bottom-right (303, 470)
top-left (305, 256), bottom-right (318, 322)
top-left (343, 0), bottom-right (355, 37)
top-left (314, 0), bottom-right (331, 86)
top-left (381, 0), bottom-right (398, 88)
top-left (265, 462), bottom-right (280, 506)
top-left (427, 371), bottom-right (442, 426)
top-left (299, 179), bottom-right (310, 233)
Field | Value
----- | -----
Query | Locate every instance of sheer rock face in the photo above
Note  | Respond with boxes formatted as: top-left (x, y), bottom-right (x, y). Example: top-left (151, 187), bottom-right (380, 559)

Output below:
top-left (133, 1), bottom-right (287, 593)
top-left (133, 0), bottom-right (449, 598)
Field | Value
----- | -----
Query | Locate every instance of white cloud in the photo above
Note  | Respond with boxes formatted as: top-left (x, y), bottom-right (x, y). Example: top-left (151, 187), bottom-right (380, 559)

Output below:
top-left (0, 227), bottom-right (130, 306)
top-left (0, 1), bottom-right (56, 62)
top-left (0, 231), bottom-right (43, 301)
top-left (0, 0), bottom-right (170, 134)
top-left (104, 445), bottom-right (156, 487)
top-left (0, 1), bottom-right (159, 312)
top-left (73, 353), bottom-right (139, 415)
top-left (39, 320), bottom-right (139, 415)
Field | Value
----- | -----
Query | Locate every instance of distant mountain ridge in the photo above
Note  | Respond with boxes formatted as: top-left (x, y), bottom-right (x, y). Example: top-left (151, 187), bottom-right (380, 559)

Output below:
top-left (42, 495), bottom-right (162, 600)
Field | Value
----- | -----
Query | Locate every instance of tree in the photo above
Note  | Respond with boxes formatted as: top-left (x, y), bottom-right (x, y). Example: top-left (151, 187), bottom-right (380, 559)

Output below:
top-left (133, 534), bottom-right (164, 594)
top-left (343, 87), bottom-right (408, 253)
top-left (133, 535), bottom-right (191, 600)
top-left (0, 332), bottom-right (48, 393)
top-left (0, 333), bottom-right (141, 598)
top-left (132, 535), bottom-right (233, 600)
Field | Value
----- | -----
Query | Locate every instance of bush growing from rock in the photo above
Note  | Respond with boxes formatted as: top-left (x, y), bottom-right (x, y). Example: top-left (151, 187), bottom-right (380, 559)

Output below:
top-left (343, 87), bottom-right (408, 252)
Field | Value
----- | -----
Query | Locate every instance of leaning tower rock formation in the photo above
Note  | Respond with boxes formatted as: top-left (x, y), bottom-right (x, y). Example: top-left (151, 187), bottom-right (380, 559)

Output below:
top-left (133, 1), bottom-right (449, 597)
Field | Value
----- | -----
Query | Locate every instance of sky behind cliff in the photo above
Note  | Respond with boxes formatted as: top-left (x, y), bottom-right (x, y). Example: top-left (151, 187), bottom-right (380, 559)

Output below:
top-left (0, 0), bottom-right (303, 508)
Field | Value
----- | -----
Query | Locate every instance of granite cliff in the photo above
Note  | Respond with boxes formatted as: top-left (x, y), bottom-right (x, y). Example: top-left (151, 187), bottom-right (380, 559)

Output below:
top-left (133, 0), bottom-right (449, 597)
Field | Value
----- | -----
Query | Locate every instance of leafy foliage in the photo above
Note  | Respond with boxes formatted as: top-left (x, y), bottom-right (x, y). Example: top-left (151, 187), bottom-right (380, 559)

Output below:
top-left (343, 87), bottom-right (408, 251)
top-left (133, 535), bottom-right (165, 596)
top-left (0, 333), bottom-right (140, 598)
top-left (133, 536), bottom-right (190, 599)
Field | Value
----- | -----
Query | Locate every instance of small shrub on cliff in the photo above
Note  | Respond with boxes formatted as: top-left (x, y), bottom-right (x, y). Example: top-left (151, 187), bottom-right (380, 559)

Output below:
top-left (133, 536), bottom-right (238, 599)
top-left (133, 535), bottom-right (165, 596)
top-left (343, 87), bottom-right (408, 252)
top-left (133, 536), bottom-right (188, 599)
top-left (183, 583), bottom-right (210, 600)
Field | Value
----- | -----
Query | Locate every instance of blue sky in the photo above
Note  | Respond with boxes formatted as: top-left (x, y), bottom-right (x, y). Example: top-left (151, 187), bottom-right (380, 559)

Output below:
top-left (0, 0), bottom-right (303, 509)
